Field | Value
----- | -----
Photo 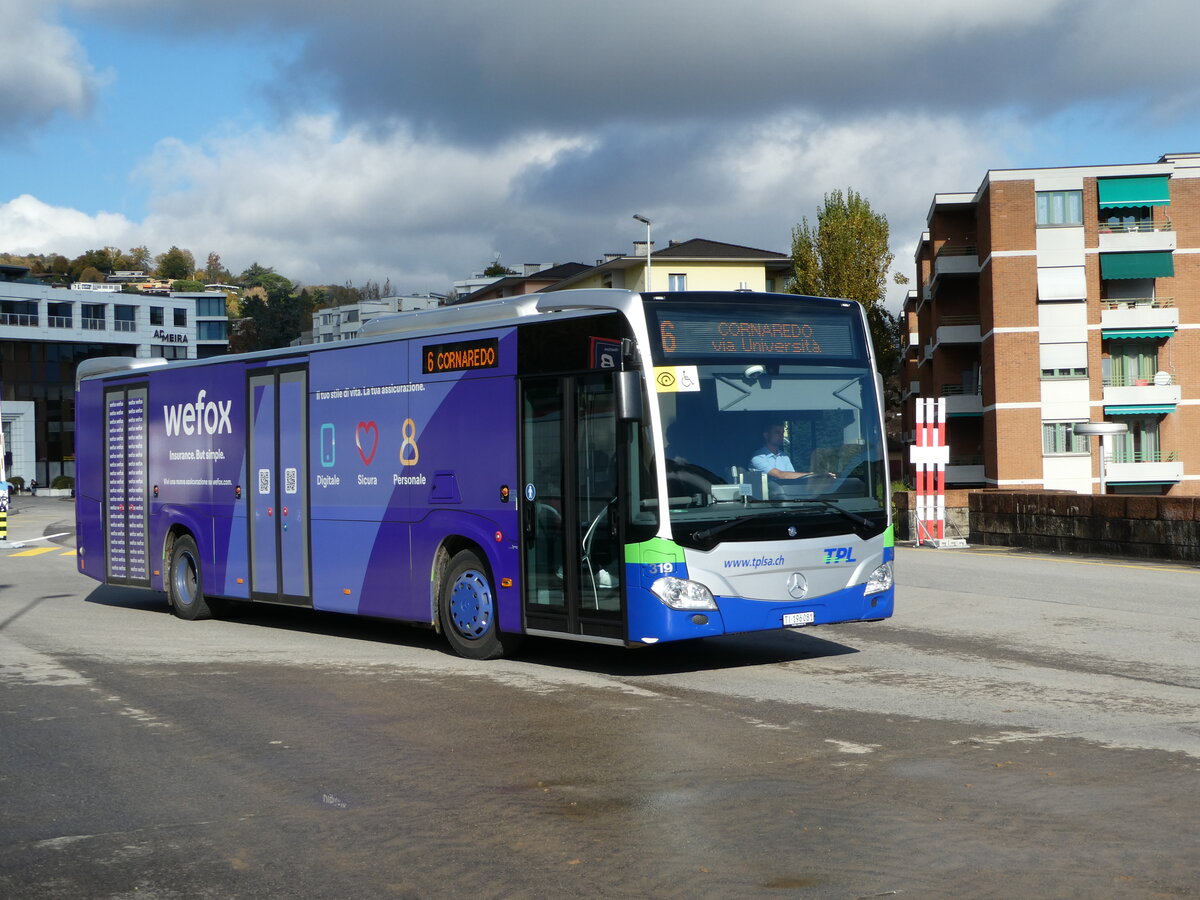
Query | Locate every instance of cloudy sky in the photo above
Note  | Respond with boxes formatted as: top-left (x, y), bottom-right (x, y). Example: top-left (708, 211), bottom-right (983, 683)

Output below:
top-left (2, 0), bottom-right (1199, 304)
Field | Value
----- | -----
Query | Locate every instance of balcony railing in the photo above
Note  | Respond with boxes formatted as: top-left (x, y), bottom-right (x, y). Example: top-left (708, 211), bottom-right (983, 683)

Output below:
top-left (1108, 450), bottom-right (1178, 464)
top-left (48, 315), bottom-right (73, 328)
top-left (936, 244), bottom-right (979, 257)
top-left (1100, 297), bottom-right (1173, 310)
top-left (1102, 373), bottom-right (1175, 387)
top-left (940, 384), bottom-right (982, 396)
top-left (1097, 220), bottom-right (1172, 234)
top-left (114, 320), bottom-right (137, 332)
top-left (938, 314), bottom-right (981, 326)
top-left (81, 317), bottom-right (106, 330)
top-left (949, 454), bottom-right (984, 466)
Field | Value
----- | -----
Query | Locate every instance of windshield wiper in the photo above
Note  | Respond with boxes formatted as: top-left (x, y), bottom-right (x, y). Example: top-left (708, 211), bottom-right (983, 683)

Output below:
top-left (691, 499), bottom-right (875, 543)
top-left (779, 498), bottom-right (874, 532)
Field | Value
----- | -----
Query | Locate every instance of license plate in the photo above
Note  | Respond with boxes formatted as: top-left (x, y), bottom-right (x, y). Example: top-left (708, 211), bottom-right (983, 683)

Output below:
top-left (783, 611), bottom-right (814, 627)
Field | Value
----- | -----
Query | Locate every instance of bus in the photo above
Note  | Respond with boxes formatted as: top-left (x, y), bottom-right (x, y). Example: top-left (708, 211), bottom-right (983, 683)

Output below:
top-left (75, 289), bottom-right (894, 658)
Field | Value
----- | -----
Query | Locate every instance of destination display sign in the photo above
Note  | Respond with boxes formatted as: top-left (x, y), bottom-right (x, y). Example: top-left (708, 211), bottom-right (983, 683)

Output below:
top-left (646, 304), bottom-right (861, 361)
top-left (422, 338), bottom-right (499, 374)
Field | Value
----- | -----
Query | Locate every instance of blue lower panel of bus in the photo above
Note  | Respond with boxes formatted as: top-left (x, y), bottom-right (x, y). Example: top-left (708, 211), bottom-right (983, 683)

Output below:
top-left (625, 574), bottom-right (894, 645)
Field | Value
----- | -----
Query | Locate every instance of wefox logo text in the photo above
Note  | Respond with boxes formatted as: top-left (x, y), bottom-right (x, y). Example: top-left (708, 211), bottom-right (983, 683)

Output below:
top-left (163, 390), bottom-right (233, 437)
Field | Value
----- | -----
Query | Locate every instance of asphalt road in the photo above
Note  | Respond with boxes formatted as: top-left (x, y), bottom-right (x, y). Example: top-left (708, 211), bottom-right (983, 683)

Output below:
top-left (2, 497), bottom-right (1198, 898)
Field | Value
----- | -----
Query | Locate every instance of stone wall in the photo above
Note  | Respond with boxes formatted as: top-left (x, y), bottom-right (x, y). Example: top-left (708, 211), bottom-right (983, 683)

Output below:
top-left (892, 490), bottom-right (972, 541)
top-left (968, 491), bottom-right (1200, 562)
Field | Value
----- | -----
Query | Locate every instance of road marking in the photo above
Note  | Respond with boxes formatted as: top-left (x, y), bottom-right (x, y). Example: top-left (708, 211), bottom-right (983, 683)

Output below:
top-left (8, 547), bottom-right (58, 557)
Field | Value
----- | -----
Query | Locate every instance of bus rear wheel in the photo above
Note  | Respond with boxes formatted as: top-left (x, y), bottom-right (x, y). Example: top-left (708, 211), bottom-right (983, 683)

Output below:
top-left (167, 535), bottom-right (215, 620)
top-left (439, 549), bottom-right (517, 660)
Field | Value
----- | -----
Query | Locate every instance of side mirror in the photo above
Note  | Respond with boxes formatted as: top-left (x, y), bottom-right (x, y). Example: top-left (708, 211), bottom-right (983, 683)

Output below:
top-left (616, 370), bottom-right (643, 421)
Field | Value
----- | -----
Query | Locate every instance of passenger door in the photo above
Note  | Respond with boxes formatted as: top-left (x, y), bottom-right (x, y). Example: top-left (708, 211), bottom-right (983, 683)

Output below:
top-left (247, 365), bottom-right (311, 605)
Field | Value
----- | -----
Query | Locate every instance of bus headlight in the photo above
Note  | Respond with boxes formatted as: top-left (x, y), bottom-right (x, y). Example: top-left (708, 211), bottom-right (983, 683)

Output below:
top-left (651, 577), bottom-right (717, 611)
top-left (864, 562), bottom-right (893, 595)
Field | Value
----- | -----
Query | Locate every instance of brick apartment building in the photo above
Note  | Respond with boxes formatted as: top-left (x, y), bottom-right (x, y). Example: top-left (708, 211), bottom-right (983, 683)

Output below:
top-left (903, 152), bottom-right (1200, 495)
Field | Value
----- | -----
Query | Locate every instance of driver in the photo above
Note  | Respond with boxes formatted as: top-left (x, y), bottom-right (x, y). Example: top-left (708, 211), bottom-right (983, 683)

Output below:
top-left (750, 421), bottom-right (817, 481)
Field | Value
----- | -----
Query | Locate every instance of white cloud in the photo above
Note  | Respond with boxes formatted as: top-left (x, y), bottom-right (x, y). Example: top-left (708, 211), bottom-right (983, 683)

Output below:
top-left (1, 105), bottom-right (1016, 306)
top-left (130, 116), bottom-right (592, 286)
top-left (0, 1), bottom-right (99, 133)
top-left (0, 195), bottom-right (135, 255)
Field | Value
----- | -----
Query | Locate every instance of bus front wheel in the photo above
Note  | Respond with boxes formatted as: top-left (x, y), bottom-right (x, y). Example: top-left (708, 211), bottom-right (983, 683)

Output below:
top-left (167, 535), bottom-right (215, 621)
top-left (439, 549), bottom-right (517, 660)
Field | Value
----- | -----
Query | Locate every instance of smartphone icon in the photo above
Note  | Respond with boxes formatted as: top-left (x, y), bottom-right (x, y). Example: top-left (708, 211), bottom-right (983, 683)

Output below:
top-left (320, 423), bottom-right (336, 467)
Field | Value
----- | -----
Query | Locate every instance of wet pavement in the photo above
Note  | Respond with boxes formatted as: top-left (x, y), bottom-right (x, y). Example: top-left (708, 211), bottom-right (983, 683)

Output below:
top-left (1, 500), bottom-right (1197, 898)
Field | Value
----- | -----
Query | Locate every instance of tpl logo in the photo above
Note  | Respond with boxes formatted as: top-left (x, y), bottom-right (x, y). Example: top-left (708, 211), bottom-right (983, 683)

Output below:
top-left (822, 547), bottom-right (857, 565)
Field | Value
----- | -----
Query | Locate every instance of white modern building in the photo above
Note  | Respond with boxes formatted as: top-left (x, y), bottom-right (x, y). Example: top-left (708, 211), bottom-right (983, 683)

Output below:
top-left (308, 294), bottom-right (443, 344)
top-left (1, 264), bottom-right (231, 486)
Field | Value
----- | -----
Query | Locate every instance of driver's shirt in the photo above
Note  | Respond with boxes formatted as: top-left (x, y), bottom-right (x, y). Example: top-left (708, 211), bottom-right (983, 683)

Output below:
top-left (750, 445), bottom-right (795, 474)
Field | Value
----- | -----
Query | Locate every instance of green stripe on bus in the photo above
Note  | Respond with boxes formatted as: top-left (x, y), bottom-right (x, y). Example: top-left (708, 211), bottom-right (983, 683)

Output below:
top-left (625, 537), bottom-right (687, 565)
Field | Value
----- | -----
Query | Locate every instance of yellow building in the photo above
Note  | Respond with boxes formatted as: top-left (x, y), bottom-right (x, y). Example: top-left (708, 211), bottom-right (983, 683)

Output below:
top-left (545, 238), bottom-right (791, 294)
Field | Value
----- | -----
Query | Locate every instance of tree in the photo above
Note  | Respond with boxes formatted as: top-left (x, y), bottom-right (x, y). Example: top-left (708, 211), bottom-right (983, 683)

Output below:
top-left (483, 260), bottom-right (517, 277)
top-left (126, 246), bottom-right (152, 271)
top-left (789, 188), bottom-right (903, 404)
top-left (230, 276), bottom-right (310, 351)
top-left (156, 246), bottom-right (196, 280)
top-left (204, 251), bottom-right (231, 284)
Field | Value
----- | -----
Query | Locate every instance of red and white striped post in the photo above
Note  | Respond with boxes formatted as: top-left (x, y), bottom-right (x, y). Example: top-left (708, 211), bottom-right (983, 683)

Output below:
top-left (910, 397), bottom-right (949, 545)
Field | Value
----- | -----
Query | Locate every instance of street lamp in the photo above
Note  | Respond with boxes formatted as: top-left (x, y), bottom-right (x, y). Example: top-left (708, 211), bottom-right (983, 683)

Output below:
top-left (1073, 421), bottom-right (1128, 495)
top-left (632, 214), bottom-right (651, 291)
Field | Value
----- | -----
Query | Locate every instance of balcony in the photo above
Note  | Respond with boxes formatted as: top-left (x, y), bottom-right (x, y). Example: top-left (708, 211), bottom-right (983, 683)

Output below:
top-left (1100, 297), bottom-right (1178, 332)
top-left (1098, 221), bottom-right (1176, 253)
top-left (947, 454), bottom-right (985, 484)
top-left (1106, 450), bottom-right (1183, 485)
top-left (936, 315), bottom-right (981, 345)
top-left (1102, 372), bottom-right (1180, 412)
top-left (48, 315), bottom-right (73, 328)
top-left (932, 245), bottom-right (980, 283)
top-left (941, 384), bottom-right (983, 416)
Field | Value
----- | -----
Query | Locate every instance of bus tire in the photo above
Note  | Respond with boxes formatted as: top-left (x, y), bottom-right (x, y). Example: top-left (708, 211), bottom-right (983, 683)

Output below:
top-left (439, 549), bottom-right (516, 660)
top-left (167, 534), bottom-right (214, 621)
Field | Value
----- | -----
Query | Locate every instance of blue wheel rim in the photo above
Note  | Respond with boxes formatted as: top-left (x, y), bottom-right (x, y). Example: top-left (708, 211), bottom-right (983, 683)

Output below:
top-left (449, 568), bottom-right (493, 640)
top-left (173, 550), bottom-right (198, 607)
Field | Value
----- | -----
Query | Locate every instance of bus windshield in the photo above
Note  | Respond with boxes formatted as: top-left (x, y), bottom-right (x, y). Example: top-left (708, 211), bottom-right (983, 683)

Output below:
top-left (642, 296), bottom-right (888, 544)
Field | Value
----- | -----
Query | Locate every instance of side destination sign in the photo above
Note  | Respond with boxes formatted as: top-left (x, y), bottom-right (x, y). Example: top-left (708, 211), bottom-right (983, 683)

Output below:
top-left (423, 337), bottom-right (499, 374)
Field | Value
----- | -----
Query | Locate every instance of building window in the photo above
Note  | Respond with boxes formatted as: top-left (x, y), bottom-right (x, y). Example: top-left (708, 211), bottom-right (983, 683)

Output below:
top-left (197, 321), bottom-right (228, 341)
top-left (81, 303), bottom-right (106, 330)
top-left (1111, 417), bottom-right (1162, 463)
top-left (153, 345), bottom-right (188, 359)
top-left (1041, 366), bottom-right (1088, 379)
top-left (196, 296), bottom-right (226, 317)
top-left (150, 306), bottom-right (164, 326)
top-left (1036, 190), bottom-right (1083, 227)
top-left (173, 308), bottom-right (187, 327)
top-left (668, 273), bottom-right (687, 291)
top-left (114, 304), bottom-right (137, 332)
top-left (1042, 422), bottom-right (1089, 455)
top-left (1103, 340), bottom-right (1159, 386)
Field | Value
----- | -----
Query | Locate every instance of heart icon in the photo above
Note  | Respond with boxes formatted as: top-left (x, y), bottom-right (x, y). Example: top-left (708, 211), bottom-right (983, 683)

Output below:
top-left (355, 421), bottom-right (379, 465)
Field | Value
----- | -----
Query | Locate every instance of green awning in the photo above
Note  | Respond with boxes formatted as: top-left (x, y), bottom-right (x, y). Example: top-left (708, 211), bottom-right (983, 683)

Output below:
top-left (1100, 251), bottom-right (1174, 280)
top-left (1104, 405), bottom-right (1176, 415)
top-left (1101, 328), bottom-right (1175, 339)
top-left (1098, 175), bottom-right (1170, 208)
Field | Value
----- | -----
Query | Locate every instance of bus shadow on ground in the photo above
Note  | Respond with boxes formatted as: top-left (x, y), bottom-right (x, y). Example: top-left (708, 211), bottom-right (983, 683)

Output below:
top-left (83, 584), bottom-right (862, 674)
top-left (516, 630), bottom-right (862, 677)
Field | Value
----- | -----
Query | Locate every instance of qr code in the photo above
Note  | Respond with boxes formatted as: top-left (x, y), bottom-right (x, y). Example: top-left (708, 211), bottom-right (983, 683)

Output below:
top-left (258, 468), bottom-right (271, 494)
top-left (284, 467), bottom-right (297, 494)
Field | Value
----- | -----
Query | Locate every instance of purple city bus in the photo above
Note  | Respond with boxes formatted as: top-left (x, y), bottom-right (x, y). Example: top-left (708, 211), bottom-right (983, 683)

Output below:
top-left (75, 289), bottom-right (894, 658)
